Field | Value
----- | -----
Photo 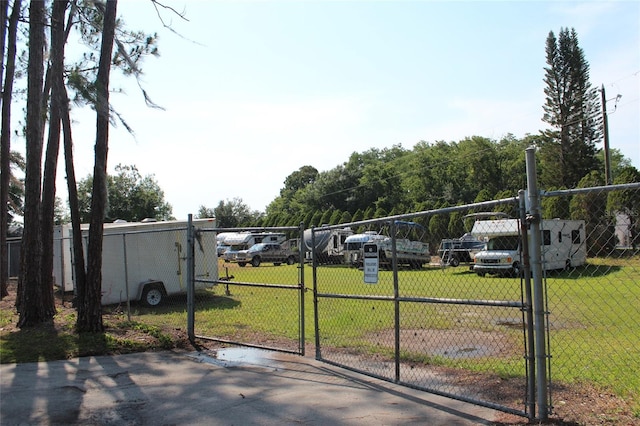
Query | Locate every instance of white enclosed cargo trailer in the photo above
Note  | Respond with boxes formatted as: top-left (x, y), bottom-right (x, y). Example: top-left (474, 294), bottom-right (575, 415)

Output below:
top-left (53, 219), bottom-right (218, 306)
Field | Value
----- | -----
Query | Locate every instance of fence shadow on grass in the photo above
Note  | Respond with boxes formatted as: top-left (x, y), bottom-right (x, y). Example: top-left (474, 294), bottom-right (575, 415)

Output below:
top-left (104, 291), bottom-right (242, 316)
top-left (195, 294), bottom-right (242, 311)
top-left (550, 263), bottom-right (622, 279)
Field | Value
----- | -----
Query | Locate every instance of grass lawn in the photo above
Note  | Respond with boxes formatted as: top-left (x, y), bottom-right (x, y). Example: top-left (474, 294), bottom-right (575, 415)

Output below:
top-left (146, 255), bottom-right (640, 417)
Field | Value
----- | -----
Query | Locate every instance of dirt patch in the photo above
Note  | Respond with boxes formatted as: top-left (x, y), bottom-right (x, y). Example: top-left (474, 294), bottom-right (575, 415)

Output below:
top-left (320, 343), bottom-right (639, 425)
top-left (368, 328), bottom-right (521, 359)
top-left (315, 328), bottom-right (639, 425)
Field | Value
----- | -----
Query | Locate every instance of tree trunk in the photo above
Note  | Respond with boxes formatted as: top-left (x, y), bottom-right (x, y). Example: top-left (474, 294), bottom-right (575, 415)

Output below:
top-left (61, 84), bottom-right (86, 307)
top-left (56, 2), bottom-right (85, 308)
top-left (0, 0), bottom-right (7, 83)
top-left (58, 6), bottom-right (86, 305)
top-left (78, 0), bottom-right (117, 332)
top-left (39, 0), bottom-right (68, 316)
top-left (18, 0), bottom-right (48, 327)
top-left (1, 0), bottom-right (20, 300)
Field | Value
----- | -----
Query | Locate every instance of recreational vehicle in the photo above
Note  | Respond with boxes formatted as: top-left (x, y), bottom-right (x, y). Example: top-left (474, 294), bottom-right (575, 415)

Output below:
top-left (344, 231), bottom-right (386, 267)
top-left (216, 232), bottom-right (237, 257)
top-left (344, 221), bottom-right (430, 269)
top-left (471, 218), bottom-right (587, 277)
top-left (53, 219), bottom-right (218, 306)
top-left (222, 232), bottom-right (287, 262)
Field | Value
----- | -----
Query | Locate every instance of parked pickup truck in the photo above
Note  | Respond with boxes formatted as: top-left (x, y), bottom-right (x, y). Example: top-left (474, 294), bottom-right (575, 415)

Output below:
top-left (234, 240), bottom-right (300, 267)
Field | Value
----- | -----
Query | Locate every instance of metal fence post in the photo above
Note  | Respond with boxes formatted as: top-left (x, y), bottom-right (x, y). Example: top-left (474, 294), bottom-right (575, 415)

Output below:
top-left (186, 214), bottom-right (195, 344)
top-left (312, 226), bottom-right (321, 359)
top-left (519, 189), bottom-right (536, 418)
top-left (298, 221), bottom-right (305, 356)
top-left (525, 147), bottom-right (549, 421)
top-left (390, 220), bottom-right (401, 383)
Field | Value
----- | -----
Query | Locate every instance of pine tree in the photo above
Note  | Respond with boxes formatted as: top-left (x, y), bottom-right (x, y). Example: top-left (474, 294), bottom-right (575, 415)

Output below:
top-left (78, 0), bottom-right (118, 333)
top-left (18, 0), bottom-right (48, 327)
top-left (540, 28), bottom-right (601, 189)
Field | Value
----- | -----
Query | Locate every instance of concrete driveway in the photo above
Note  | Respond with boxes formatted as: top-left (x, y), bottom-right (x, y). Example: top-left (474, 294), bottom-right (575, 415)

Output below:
top-left (0, 348), bottom-right (502, 425)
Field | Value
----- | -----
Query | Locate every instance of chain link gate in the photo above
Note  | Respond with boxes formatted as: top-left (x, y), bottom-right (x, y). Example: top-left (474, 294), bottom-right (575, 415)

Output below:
top-left (538, 181), bottom-right (640, 423)
top-left (187, 220), bottom-right (306, 355)
top-left (310, 196), bottom-right (536, 418)
top-left (308, 149), bottom-right (640, 422)
top-left (180, 148), bottom-right (640, 423)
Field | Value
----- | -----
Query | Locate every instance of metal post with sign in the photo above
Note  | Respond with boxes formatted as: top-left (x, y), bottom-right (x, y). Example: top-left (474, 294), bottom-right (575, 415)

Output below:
top-left (363, 243), bottom-right (379, 284)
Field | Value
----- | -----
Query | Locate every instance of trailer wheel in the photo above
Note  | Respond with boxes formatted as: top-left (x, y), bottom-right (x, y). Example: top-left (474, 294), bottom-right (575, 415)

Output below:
top-left (286, 256), bottom-right (296, 265)
top-left (251, 256), bottom-right (261, 267)
top-left (141, 283), bottom-right (164, 307)
top-left (449, 256), bottom-right (460, 267)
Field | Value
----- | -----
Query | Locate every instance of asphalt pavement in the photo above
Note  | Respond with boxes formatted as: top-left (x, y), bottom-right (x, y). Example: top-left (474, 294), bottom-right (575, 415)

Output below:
top-left (1, 348), bottom-right (502, 425)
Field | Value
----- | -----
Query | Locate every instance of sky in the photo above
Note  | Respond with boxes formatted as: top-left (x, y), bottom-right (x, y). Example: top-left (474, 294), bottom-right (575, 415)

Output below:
top-left (16, 1), bottom-right (640, 220)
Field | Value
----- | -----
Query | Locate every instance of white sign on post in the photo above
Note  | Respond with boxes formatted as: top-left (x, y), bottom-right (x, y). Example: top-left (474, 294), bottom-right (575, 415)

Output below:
top-left (363, 243), bottom-right (379, 284)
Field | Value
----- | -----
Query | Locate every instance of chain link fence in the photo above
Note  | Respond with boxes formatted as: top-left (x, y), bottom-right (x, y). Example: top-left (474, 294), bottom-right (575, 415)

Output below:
top-left (308, 180), bottom-right (639, 421)
top-left (539, 183), bottom-right (640, 422)
top-left (310, 198), bottom-right (534, 417)
top-left (190, 225), bottom-right (306, 354)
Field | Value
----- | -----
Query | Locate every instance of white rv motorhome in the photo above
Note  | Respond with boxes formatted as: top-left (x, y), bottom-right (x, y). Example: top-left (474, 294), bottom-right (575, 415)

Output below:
top-left (471, 218), bottom-right (587, 277)
top-left (53, 219), bottom-right (218, 306)
top-left (216, 232), bottom-right (237, 257)
top-left (222, 232), bottom-right (287, 262)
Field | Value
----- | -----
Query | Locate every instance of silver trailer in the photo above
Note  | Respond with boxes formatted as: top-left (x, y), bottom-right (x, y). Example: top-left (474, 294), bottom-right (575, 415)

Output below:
top-left (303, 226), bottom-right (354, 264)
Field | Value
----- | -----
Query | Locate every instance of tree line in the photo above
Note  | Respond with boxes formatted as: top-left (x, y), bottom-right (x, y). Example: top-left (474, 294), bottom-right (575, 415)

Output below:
top-left (203, 136), bottom-right (637, 254)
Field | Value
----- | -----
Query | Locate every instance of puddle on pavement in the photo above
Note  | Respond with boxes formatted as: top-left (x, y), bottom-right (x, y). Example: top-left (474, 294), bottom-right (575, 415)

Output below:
top-left (189, 348), bottom-right (282, 368)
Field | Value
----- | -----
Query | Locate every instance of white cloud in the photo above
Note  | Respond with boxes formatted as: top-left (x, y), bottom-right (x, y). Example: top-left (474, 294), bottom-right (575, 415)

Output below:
top-left (77, 96), bottom-right (376, 217)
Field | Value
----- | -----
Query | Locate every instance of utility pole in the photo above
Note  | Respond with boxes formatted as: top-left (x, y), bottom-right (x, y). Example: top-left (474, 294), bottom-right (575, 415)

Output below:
top-left (600, 84), bottom-right (612, 185)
